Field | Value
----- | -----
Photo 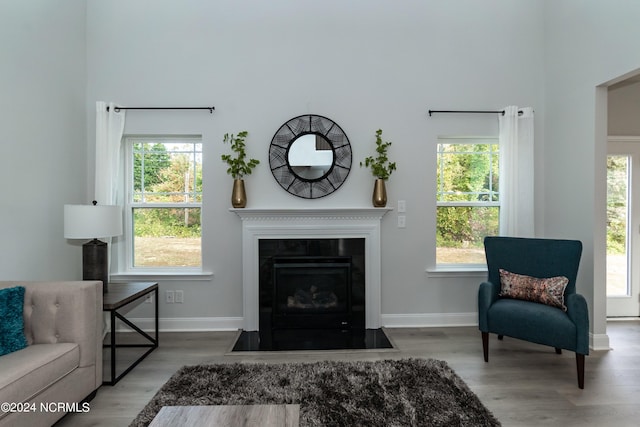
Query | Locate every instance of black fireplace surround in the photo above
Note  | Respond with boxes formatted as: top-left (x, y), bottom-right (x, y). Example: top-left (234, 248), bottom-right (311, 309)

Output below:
top-left (232, 238), bottom-right (392, 351)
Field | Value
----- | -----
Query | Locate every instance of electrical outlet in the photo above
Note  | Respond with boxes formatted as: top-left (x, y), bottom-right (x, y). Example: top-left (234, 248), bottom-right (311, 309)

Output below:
top-left (175, 290), bottom-right (184, 304)
top-left (166, 290), bottom-right (175, 304)
top-left (398, 215), bottom-right (406, 228)
top-left (398, 200), bottom-right (406, 213)
top-left (145, 294), bottom-right (153, 304)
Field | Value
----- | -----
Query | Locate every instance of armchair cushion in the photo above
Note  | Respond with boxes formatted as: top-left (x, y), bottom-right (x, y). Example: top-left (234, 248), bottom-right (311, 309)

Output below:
top-left (0, 286), bottom-right (28, 356)
top-left (499, 269), bottom-right (569, 311)
top-left (488, 298), bottom-right (577, 350)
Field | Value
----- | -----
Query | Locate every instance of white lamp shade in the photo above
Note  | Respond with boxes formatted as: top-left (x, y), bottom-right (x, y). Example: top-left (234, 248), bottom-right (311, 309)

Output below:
top-left (64, 204), bottom-right (123, 239)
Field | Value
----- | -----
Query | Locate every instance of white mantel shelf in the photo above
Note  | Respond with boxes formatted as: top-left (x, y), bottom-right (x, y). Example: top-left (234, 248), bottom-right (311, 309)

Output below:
top-left (232, 207), bottom-right (392, 332)
top-left (230, 207), bottom-right (393, 220)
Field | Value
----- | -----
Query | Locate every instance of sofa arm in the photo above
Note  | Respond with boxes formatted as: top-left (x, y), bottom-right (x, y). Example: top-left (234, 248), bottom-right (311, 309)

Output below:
top-left (17, 281), bottom-right (103, 368)
top-left (478, 281), bottom-right (499, 332)
top-left (566, 292), bottom-right (589, 355)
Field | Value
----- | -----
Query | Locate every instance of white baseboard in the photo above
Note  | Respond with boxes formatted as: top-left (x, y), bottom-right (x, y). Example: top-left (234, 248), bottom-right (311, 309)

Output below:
top-left (590, 333), bottom-right (610, 351)
top-left (115, 316), bottom-right (243, 332)
top-left (381, 312), bottom-right (477, 328)
top-left (114, 314), bottom-right (611, 353)
top-left (382, 313), bottom-right (611, 353)
top-left (116, 314), bottom-right (479, 332)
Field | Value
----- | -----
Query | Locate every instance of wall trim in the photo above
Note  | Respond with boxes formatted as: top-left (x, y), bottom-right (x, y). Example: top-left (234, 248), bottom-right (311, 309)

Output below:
top-left (381, 312), bottom-right (477, 328)
top-left (117, 315), bottom-right (611, 352)
top-left (117, 317), bottom-right (243, 332)
top-left (590, 333), bottom-right (610, 351)
top-left (119, 314), bottom-right (480, 332)
top-left (608, 135), bottom-right (640, 143)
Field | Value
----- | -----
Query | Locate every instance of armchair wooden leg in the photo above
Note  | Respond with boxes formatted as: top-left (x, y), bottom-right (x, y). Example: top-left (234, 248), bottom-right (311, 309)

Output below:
top-left (576, 353), bottom-right (585, 389)
top-left (482, 332), bottom-right (489, 362)
top-left (497, 335), bottom-right (504, 340)
top-left (555, 348), bottom-right (562, 354)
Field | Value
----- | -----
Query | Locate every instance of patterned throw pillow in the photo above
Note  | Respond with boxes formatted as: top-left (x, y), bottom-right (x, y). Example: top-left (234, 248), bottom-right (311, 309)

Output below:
top-left (498, 269), bottom-right (569, 311)
top-left (0, 286), bottom-right (28, 356)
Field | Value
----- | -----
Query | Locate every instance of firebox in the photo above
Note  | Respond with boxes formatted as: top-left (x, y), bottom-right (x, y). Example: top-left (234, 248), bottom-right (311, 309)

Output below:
top-left (272, 256), bottom-right (352, 330)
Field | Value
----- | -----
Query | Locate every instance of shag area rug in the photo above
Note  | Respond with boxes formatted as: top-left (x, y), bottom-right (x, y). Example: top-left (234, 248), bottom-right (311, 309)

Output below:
top-left (130, 358), bottom-right (500, 426)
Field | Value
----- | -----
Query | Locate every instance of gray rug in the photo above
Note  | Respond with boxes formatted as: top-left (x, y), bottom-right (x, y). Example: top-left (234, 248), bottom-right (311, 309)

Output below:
top-left (130, 358), bottom-right (500, 426)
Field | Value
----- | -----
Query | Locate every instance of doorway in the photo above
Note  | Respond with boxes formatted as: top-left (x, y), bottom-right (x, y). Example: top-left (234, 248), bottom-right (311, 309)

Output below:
top-left (607, 138), bottom-right (640, 317)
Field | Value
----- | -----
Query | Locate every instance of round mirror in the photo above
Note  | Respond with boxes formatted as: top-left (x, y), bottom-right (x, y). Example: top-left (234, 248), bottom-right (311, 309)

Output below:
top-left (269, 115), bottom-right (352, 199)
top-left (287, 134), bottom-right (334, 180)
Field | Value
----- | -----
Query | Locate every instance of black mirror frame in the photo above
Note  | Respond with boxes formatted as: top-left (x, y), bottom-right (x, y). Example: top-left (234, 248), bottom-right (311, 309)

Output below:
top-left (269, 114), bottom-right (352, 199)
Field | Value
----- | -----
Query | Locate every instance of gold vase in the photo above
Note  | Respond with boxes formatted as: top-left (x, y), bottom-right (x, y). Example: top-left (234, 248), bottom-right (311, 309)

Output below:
top-left (231, 179), bottom-right (247, 208)
top-left (372, 179), bottom-right (387, 207)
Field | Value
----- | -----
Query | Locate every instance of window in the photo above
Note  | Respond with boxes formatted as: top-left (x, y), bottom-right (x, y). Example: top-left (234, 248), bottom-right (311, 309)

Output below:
top-left (436, 137), bottom-right (499, 265)
top-left (125, 136), bottom-right (202, 269)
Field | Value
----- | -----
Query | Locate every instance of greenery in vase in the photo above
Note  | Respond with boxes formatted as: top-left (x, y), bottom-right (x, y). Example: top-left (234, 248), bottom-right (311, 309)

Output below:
top-left (360, 129), bottom-right (396, 180)
top-left (221, 131), bottom-right (260, 179)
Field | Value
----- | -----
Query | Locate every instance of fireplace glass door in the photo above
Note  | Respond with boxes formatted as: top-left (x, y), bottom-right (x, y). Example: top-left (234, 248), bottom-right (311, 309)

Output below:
top-left (272, 256), bottom-right (352, 330)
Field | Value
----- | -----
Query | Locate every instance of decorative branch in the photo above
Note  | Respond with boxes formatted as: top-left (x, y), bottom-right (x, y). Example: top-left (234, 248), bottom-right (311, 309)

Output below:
top-left (360, 129), bottom-right (396, 180)
top-left (221, 131), bottom-right (260, 180)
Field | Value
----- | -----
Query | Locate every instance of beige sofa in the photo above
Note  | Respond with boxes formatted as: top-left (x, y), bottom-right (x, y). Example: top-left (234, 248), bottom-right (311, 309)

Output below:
top-left (0, 281), bottom-right (102, 427)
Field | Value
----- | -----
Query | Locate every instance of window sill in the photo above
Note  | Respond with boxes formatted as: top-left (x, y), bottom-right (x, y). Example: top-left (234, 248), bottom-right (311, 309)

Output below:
top-left (111, 271), bottom-right (214, 282)
top-left (426, 266), bottom-right (487, 278)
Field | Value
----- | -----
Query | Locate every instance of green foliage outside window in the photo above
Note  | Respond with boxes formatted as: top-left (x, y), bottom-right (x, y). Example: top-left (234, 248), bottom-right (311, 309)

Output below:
top-left (132, 142), bottom-right (202, 239)
top-left (436, 143), bottom-right (499, 250)
top-left (133, 143), bottom-right (171, 191)
top-left (133, 208), bottom-right (201, 238)
top-left (436, 206), bottom-right (499, 247)
top-left (607, 155), bottom-right (627, 255)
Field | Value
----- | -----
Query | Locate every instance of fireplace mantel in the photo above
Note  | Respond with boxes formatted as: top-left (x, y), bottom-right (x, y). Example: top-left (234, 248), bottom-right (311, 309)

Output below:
top-left (230, 207), bottom-right (392, 221)
top-left (231, 207), bottom-right (392, 331)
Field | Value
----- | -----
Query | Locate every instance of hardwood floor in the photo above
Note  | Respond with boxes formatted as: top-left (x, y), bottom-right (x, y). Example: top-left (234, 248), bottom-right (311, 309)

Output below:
top-left (57, 320), bottom-right (640, 426)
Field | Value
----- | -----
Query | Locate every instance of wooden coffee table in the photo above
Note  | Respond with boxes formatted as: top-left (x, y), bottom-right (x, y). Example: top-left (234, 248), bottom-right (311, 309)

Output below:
top-left (149, 404), bottom-right (299, 427)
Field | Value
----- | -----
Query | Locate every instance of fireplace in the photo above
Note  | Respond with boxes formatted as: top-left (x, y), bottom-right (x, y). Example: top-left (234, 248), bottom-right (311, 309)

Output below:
top-left (272, 256), bottom-right (352, 330)
top-left (230, 208), bottom-right (393, 351)
top-left (255, 239), bottom-right (366, 350)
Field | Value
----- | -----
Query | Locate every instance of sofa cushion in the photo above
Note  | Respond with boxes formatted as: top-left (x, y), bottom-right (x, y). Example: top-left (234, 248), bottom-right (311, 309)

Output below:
top-left (499, 269), bottom-right (569, 311)
top-left (0, 286), bottom-right (28, 356)
top-left (0, 343), bottom-right (79, 405)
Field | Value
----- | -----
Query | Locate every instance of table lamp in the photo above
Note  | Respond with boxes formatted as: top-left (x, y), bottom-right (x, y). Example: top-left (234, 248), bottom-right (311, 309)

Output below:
top-left (64, 201), bottom-right (123, 293)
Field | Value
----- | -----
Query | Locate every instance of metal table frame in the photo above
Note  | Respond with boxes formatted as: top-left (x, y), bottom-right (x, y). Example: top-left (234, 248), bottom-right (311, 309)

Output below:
top-left (103, 282), bottom-right (159, 385)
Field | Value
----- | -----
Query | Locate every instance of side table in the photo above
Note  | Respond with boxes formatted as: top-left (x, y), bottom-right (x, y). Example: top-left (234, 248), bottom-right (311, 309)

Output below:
top-left (103, 282), bottom-right (159, 385)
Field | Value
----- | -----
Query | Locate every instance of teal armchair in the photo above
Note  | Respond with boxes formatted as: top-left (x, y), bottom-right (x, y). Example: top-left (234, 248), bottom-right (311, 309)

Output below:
top-left (478, 236), bottom-right (589, 388)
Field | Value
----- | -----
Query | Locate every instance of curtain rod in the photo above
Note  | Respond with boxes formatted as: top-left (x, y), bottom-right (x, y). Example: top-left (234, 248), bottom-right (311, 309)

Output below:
top-left (106, 106), bottom-right (215, 114)
top-left (428, 109), bottom-right (523, 117)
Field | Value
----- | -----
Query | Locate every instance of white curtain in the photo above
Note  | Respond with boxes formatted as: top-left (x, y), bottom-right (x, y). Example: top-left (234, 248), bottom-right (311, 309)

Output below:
top-left (95, 102), bottom-right (125, 299)
top-left (95, 101), bottom-right (126, 205)
top-left (499, 106), bottom-right (534, 237)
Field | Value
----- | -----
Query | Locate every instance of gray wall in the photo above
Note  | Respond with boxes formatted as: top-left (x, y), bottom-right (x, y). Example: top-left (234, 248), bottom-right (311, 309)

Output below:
top-left (0, 0), bottom-right (87, 280)
top-left (543, 0), bottom-right (640, 343)
top-left (609, 81), bottom-right (640, 136)
top-left (4, 1), bottom-right (640, 338)
top-left (84, 0), bottom-right (544, 325)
